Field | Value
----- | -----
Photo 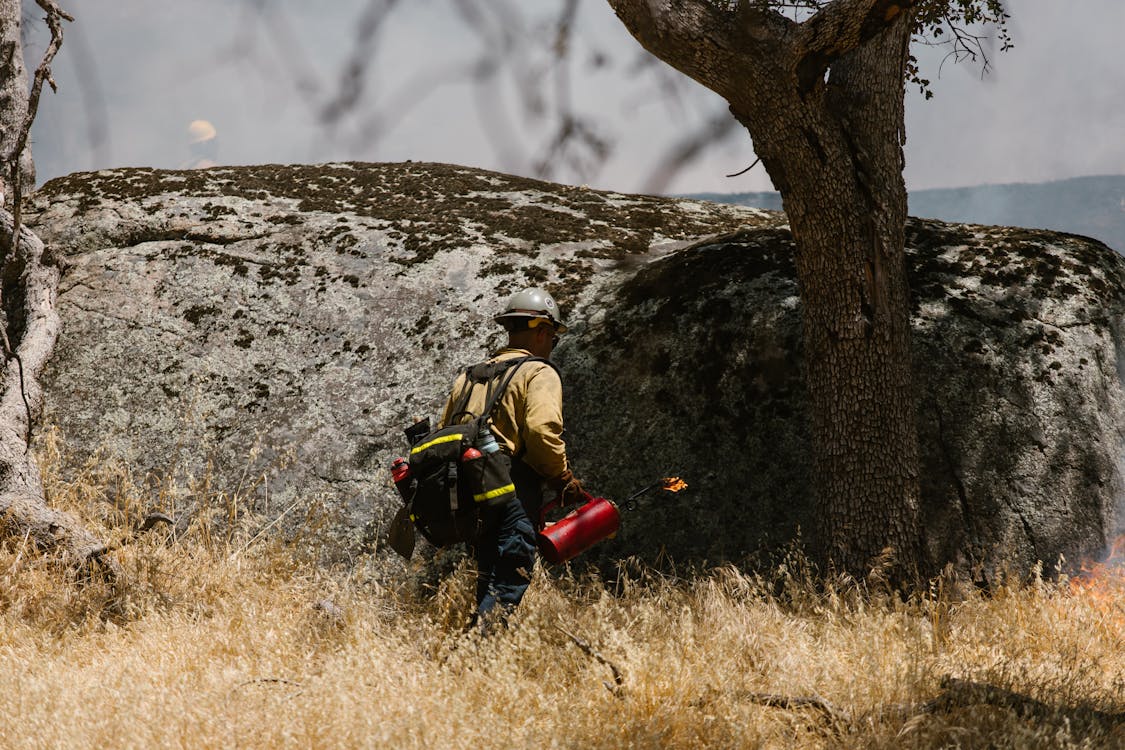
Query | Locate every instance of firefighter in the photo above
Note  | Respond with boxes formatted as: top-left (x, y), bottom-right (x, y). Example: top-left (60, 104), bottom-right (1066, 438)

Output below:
top-left (438, 288), bottom-right (586, 629)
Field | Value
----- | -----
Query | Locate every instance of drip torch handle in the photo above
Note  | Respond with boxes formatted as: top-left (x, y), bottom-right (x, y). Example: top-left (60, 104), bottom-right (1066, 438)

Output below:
top-left (539, 488), bottom-right (595, 528)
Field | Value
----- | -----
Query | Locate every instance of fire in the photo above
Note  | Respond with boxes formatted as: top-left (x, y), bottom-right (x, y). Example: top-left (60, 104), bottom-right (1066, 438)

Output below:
top-left (1069, 533), bottom-right (1125, 630)
top-left (661, 477), bottom-right (687, 493)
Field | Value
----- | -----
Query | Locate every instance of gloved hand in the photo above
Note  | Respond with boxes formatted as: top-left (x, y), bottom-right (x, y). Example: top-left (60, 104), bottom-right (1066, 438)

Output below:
top-left (550, 469), bottom-right (588, 507)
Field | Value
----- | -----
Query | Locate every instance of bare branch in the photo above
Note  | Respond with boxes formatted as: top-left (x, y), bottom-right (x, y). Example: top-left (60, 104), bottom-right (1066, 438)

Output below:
top-left (920, 677), bottom-right (1125, 725)
top-left (642, 106), bottom-right (741, 194)
top-left (605, 0), bottom-right (746, 96)
top-left (557, 625), bottom-right (624, 695)
top-left (320, 0), bottom-right (402, 125)
top-left (8, 0), bottom-right (72, 247)
top-left (3, 1), bottom-right (71, 449)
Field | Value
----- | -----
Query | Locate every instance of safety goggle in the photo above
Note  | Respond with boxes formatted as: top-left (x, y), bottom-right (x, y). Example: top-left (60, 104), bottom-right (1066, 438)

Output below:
top-left (527, 317), bottom-right (561, 347)
top-left (527, 317), bottom-right (558, 331)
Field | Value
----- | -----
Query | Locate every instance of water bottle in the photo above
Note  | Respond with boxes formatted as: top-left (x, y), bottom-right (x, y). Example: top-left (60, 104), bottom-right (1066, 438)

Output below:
top-left (391, 457), bottom-right (412, 502)
top-left (475, 426), bottom-right (500, 454)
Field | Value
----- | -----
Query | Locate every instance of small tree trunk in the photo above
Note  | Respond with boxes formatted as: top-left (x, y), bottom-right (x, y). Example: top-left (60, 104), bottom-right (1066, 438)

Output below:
top-left (0, 214), bottom-right (107, 562)
top-left (0, 0), bottom-right (107, 566)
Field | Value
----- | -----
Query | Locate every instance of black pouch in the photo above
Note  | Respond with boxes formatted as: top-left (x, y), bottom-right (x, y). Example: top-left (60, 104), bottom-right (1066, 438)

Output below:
top-left (460, 450), bottom-right (517, 508)
top-left (408, 423), bottom-right (479, 547)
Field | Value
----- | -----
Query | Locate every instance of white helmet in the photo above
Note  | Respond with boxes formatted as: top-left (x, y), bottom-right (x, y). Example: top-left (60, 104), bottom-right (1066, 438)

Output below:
top-left (493, 287), bottom-right (568, 333)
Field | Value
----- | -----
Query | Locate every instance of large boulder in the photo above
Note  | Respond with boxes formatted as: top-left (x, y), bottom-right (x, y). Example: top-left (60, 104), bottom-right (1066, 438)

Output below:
top-left (26, 162), bottom-right (770, 552)
top-left (564, 221), bottom-right (1125, 579)
top-left (26, 162), bottom-right (1125, 578)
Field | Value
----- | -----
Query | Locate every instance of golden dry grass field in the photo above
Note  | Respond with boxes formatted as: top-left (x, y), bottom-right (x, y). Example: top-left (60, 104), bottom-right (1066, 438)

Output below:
top-left (1, 432), bottom-right (1123, 749)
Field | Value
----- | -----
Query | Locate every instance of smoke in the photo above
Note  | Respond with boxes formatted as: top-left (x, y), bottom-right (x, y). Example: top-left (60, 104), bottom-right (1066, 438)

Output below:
top-left (904, 0), bottom-right (1125, 191)
top-left (26, 0), bottom-right (1125, 195)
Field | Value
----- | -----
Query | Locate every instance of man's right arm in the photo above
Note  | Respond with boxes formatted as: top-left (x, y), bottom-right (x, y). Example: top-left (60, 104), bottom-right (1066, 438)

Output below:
top-left (520, 365), bottom-right (586, 504)
top-left (520, 365), bottom-right (567, 480)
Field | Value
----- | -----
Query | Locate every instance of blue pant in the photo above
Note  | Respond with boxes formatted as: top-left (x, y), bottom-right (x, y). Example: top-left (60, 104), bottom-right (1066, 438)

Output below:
top-left (474, 497), bottom-right (537, 619)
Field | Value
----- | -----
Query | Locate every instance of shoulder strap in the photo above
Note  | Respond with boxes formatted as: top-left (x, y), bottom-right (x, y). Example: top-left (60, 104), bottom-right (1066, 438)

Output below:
top-left (447, 356), bottom-right (557, 424)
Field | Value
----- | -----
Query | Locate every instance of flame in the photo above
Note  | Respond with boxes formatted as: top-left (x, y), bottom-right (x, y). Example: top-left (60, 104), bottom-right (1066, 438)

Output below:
top-left (661, 477), bottom-right (687, 493)
top-left (1070, 533), bottom-right (1125, 631)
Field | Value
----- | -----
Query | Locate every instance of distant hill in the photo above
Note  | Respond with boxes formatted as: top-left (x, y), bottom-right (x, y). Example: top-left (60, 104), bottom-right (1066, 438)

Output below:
top-left (690, 175), bottom-right (1125, 254)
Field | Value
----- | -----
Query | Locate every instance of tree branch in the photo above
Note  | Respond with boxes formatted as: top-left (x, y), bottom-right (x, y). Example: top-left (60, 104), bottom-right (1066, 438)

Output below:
top-left (604, 0), bottom-right (747, 96)
top-left (920, 677), bottom-right (1125, 726)
top-left (8, 0), bottom-right (72, 241)
top-left (792, 0), bottom-right (916, 93)
top-left (3, 1), bottom-right (71, 450)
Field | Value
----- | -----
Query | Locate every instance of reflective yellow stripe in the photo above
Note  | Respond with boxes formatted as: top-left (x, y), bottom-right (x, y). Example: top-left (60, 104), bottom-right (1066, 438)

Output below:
top-left (410, 433), bottom-right (462, 455)
top-left (473, 483), bottom-right (515, 503)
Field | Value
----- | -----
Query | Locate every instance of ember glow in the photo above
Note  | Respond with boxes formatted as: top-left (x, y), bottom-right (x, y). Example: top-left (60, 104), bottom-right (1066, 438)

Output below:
top-left (1070, 534), bottom-right (1125, 629)
top-left (661, 477), bottom-right (688, 493)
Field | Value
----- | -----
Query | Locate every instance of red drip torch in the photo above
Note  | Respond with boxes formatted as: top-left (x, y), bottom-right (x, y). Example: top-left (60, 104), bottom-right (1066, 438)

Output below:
top-left (537, 477), bottom-right (688, 564)
top-left (537, 493), bottom-right (620, 564)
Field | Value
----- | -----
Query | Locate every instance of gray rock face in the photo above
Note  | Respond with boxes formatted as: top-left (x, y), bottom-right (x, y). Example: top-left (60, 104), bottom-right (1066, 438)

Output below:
top-left (26, 162), bottom-right (1125, 577)
top-left (26, 163), bottom-right (770, 551)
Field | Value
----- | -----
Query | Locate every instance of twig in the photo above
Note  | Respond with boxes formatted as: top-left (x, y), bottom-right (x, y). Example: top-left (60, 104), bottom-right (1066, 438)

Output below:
top-left (726, 157), bottom-right (762, 178)
top-left (136, 511), bottom-right (175, 533)
top-left (232, 498), bottom-right (302, 557)
top-left (732, 691), bottom-right (850, 723)
top-left (231, 677), bottom-right (304, 701)
top-left (557, 624), bottom-right (624, 696)
top-left (235, 677), bottom-right (303, 690)
top-left (688, 686), bottom-right (850, 731)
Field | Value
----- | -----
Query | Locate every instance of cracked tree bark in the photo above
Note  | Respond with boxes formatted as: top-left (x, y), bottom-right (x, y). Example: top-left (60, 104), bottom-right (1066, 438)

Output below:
top-left (1, 0), bottom-right (108, 565)
top-left (607, 0), bottom-right (923, 579)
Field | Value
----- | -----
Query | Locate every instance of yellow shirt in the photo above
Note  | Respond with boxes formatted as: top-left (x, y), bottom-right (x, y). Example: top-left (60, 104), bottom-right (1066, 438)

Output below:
top-left (439, 348), bottom-right (569, 483)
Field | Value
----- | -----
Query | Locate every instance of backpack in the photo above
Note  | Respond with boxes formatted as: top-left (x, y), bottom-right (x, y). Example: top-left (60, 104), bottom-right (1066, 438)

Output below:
top-left (403, 356), bottom-right (553, 548)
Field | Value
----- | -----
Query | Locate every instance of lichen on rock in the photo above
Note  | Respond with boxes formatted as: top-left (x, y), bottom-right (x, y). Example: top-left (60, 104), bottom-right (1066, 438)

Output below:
top-left (27, 161), bottom-right (770, 555)
top-left (25, 161), bottom-right (1125, 578)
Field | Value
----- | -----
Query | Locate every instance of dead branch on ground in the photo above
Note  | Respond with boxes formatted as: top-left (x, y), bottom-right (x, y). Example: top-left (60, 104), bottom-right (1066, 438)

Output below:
top-left (557, 624), bottom-right (624, 696)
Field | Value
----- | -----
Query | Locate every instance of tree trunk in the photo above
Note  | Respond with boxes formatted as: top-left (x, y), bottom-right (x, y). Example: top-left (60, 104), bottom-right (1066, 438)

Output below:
top-left (742, 21), bottom-right (920, 578)
top-left (0, 214), bottom-right (107, 562)
top-left (607, 0), bottom-right (923, 579)
top-left (0, 0), bottom-right (108, 565)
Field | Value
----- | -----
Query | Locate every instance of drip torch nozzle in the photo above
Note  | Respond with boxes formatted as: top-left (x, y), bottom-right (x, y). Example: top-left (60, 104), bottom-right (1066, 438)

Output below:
top-left (622, 476), bottom-right (688, 511)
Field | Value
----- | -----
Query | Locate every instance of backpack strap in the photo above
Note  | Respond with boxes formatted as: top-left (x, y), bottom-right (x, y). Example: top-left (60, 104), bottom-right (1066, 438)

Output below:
top-left (447, 356), bottom-right (557, 425)
top-left (447, 368), bottom-right (477, 422)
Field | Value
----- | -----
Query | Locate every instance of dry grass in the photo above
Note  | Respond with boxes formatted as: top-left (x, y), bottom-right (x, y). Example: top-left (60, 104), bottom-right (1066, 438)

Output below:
top-left (1, 433), bottom-right (1123, 749)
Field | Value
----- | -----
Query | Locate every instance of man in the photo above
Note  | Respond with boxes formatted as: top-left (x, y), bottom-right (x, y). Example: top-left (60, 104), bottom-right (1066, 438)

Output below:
top-left (438, 288), bottom-right (586, 627)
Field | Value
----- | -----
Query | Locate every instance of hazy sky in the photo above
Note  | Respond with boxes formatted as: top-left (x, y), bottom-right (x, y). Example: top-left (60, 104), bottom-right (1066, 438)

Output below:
top-left (27, 0), bottom-right (1125, 196)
